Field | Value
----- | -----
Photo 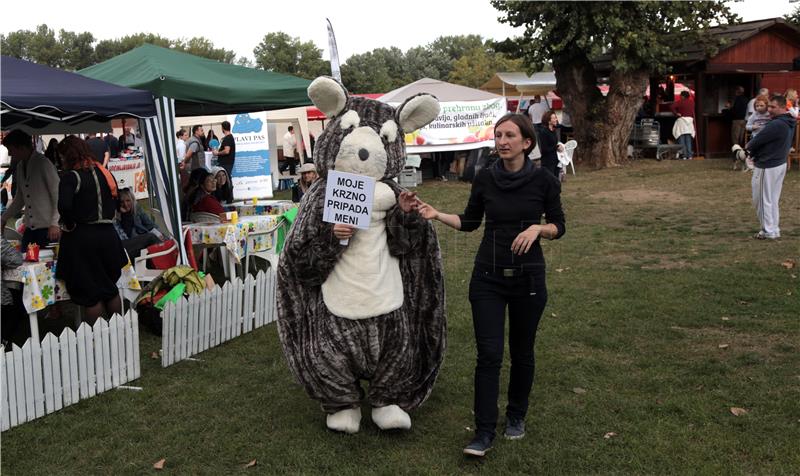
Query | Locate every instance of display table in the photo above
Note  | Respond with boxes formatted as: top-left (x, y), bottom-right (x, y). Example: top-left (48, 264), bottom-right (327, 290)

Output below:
top-left (187, 215), bottom-right (281, 262)
top-left (2, 259), bottom-right (141, 342)
top-left (226, 200), bottom-right (295, 217)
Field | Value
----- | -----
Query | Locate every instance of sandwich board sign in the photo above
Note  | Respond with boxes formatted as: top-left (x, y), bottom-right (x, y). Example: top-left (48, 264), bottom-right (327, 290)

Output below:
top-left (323, 170), bottom-right (375, 243)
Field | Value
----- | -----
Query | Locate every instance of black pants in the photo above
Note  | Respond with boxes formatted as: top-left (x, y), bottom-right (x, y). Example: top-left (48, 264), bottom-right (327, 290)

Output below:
top-left (280, 157), bottom-right (297, 175)
top-left (468, 266), bottom-right (548, 439)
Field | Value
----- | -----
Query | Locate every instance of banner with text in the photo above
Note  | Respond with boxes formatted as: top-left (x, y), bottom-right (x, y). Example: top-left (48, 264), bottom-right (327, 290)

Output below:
top-left (108, 158), bottom-right (148, 199)
top-left (403, 97), bottom-right (507, 152)
top-left (322, 171), bottom-right (375, 229)
top-left (228, 112), bottom-right (272, 199)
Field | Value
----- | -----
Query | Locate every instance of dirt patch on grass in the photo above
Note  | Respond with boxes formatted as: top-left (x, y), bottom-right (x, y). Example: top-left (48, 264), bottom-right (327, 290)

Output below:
top-left (591, 189), bottom-right (687, 204)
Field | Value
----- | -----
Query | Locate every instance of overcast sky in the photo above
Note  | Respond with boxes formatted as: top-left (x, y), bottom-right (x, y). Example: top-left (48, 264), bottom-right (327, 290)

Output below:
top-left (0, 0), bottom-right (794, 63)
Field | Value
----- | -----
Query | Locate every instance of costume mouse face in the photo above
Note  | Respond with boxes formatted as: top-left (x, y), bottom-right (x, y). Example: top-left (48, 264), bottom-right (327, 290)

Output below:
top-left (308, 77), bottom-right (440, 181)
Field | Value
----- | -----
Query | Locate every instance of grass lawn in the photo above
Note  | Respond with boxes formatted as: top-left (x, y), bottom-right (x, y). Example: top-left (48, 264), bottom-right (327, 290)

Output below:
top-left (2, 159), bottom-right (798, 475)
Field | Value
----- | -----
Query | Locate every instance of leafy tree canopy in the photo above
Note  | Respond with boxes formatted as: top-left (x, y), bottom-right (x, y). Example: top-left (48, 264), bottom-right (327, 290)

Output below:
top-left (253, 32), bottom-right (329, 80)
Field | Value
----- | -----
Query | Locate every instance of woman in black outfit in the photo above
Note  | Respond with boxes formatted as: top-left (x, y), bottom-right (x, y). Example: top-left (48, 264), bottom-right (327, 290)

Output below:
top-left (417, 114), bottom-right (565, 457)
top-left (537, 110), bottom-right (563, 177)
top-left (57, 136), bottom-right (128, 324)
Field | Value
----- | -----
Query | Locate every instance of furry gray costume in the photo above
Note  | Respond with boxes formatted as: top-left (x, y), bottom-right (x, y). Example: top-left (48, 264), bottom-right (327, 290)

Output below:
top-left (277, 77), bottom-right (445, 433)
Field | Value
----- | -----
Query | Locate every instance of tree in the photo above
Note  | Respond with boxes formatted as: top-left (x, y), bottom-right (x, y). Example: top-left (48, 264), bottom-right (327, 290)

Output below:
top-left (253, 32), bottom-right (329, 79)
top-left (340, 47), bottom-right (409, 93)
top-left (94, 33), bottom-right (236, 65)
top-left (493, 1), bottom-right (739, 168)
top-left (785, 3), bottom-right (800, 27)
top-left (59, 30), bottom-right (96, 70)
top-left (448, 47), bottom-right (523, 88)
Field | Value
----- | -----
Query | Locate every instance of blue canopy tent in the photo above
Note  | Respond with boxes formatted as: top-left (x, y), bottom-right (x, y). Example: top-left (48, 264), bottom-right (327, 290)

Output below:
top-left (1, 56), bottom-right (186, 263)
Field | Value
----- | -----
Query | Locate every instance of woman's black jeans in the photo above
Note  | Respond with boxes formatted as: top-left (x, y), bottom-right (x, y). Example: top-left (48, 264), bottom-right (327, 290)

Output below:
top-left (468, 265), bottom-right (548, 439)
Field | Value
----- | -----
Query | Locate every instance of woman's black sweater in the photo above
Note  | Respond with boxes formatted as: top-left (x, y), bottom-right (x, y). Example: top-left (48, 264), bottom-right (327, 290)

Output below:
top-left (458, 159), bottom-right (565, 270)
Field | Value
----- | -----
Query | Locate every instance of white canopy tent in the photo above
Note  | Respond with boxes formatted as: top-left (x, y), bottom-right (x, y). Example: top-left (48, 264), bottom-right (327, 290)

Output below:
top-left (481, 72), bottom-right (558, 113)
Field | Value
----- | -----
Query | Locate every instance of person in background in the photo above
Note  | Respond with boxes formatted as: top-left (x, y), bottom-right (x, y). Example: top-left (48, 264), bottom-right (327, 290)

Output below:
top-left (527, 95), bottom-right (549, 130)
top-left (85, 133), bottom-right (110, 167)
top-left (104, 133), bottom-right (120, 159)
top-left (670, 90), bottom-right (696, 159)
top-left (212, 121), bottom-right (236, 179)
top-left (1, 236), bottom-right (26, 350)
top-left (175, 129), bottom-right (188, 165)
top-left (731, 86), bottom-right (748, 147)
top-left (746, 94), bottom-right (794, 240)
top-left (119, 127), bottom-right (135, 150)
top-left (211, 166), bottom-right (234, 204)
top-left (113, 188), bottom-right (163, 260)
top-left (746, 88), bottom-right (769, 121)
top-left (56, 136), bottom-right (127, 324)
top-left (415, 113), bottom-right (565, 457)
top-left (44, 138), bottom-right (62, 170)
top-left (746, 95), bottom-right (771, 138)
top-left (0, 130), bottom-right (61, 249)
top-left (281, 126), bottom-right (297, 176)
top-left (206, 129), bottom-right (220, 152)
top-left (291, 163), bottom-right (319, 203)
top-left (537, 110), bottom-right (564, 176)
top-left (182, 167), bottom-right (225, 221)
top-left (785, 89), bottom-right (799, 118)
top-left (182, 125), bottom-right (206, 173)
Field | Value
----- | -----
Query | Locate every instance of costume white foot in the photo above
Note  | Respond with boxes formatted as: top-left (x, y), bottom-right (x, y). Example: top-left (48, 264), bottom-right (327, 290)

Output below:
top-left (371, 405), bottom-right (412, 430)
top-left (326, 407), bottom-right (362, 434)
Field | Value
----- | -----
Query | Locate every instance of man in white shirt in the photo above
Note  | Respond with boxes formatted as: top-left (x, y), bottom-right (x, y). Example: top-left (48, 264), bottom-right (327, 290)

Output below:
top-left (527, 95), bottom-right (550, 126)
top-left (175, 129), bottom-right (188, 165)
top-left (282, 126), bottom-right (297, 175)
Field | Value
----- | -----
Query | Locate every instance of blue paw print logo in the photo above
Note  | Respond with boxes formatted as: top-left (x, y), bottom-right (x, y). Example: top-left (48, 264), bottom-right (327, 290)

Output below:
top-left (233, 114), bottom-right (263, 134)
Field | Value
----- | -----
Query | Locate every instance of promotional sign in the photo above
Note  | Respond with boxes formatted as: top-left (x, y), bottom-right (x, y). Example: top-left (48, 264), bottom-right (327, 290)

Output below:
top-left (228, 112), bottom-right (272, 199)
top-left (108, 158), bottom-right (148, 199)
top-left (323, 171), bottom-right (375, 229)
top-left (403, 98), bottom-right (506, 152)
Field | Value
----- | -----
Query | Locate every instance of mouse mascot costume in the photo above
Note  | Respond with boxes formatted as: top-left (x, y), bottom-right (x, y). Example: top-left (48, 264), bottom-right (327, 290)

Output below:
top-left (277, 77), bottom-right (445, 434)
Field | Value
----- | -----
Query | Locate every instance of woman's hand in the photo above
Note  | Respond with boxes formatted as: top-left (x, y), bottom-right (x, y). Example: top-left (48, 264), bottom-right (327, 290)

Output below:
top-left (398, 191), bottom-right (419, 213)
top-left (511, 225), bottom-right (541, 255)
top-left (333, 223), bottom-right (356, 240)
top-left (557, 143), bottom-right (565, 152)
top-left (417, 201), bottom-right (439, 221)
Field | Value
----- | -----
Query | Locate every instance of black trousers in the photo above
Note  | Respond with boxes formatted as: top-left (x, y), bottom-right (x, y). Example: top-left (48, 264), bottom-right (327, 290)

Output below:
top-left (468, 266), bottom-right (548, 439)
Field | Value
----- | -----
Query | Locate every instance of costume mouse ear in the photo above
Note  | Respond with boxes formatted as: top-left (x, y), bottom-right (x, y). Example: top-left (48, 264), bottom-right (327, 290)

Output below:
top-left (308, 77), bottom-right (349, 118)
top-left (396, 93), bottom-right (440, 132)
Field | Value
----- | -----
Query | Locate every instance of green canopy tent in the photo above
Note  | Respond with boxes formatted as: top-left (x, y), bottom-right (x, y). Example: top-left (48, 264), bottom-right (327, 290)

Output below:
top-left (80, 44), bottom-right (312, 264)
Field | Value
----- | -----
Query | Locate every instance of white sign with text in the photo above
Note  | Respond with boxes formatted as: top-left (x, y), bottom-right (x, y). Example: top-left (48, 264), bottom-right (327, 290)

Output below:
top-left (323, 171), bottom-right (375, 230)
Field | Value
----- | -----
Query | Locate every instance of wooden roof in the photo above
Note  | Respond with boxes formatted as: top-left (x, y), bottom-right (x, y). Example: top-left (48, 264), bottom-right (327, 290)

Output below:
top-left (592, 18), bottom-right (800, 73)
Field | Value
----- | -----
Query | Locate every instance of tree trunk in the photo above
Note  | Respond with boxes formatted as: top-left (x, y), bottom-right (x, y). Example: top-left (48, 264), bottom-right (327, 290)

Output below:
top-left (554, 55), bottom-right (648, 168)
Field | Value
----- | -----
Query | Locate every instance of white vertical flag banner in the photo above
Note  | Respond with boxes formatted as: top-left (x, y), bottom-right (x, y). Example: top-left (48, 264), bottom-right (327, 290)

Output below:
top-left (326, 18), bottom-right (342, 83)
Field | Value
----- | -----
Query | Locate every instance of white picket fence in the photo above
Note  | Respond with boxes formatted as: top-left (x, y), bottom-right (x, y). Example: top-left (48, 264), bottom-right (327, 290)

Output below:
top-left (1, 311), bottom-right (140, 432)
top-left (161, 269), bottom-right (276, 367)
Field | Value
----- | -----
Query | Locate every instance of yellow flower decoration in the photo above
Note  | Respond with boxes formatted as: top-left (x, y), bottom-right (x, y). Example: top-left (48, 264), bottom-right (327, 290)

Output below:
top-left (30, 295), bottom-right (45, 311)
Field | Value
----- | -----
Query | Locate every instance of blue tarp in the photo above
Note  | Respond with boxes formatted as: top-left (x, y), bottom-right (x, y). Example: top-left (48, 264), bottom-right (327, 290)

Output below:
top-left (1, 56), bottom-right (156, 130)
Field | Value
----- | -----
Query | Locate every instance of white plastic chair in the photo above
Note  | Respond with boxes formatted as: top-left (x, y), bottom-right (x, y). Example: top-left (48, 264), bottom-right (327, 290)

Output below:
top-left (244, 217), bottom-right (286, 275)
top-left (133, 227), bottom-right (191, 285)
top-left (562, 140), bottom-right (577, 175)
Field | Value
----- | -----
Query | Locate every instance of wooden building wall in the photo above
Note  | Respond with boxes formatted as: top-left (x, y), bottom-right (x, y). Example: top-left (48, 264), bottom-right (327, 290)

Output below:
top-left (710, 31), bottom-right (800, 68)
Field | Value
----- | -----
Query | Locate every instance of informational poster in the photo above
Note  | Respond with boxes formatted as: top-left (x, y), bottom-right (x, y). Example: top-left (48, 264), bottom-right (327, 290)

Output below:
top-left (403, 98), bottom-right (507, 152)
top-left (228, 112), bottom-right (272, 199)
top-left (322, 171), bottom-right (375, 229)
top-left (108, 158), bottom-right (148, 199)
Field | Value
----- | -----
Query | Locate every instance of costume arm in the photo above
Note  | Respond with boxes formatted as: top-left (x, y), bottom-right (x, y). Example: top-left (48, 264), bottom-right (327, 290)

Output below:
top-left (385, 203), bottom-right (426, 257)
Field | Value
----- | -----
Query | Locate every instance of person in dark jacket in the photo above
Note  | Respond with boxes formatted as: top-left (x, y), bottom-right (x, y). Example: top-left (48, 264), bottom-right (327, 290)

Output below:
top-left (731, 86), bottom-right (749, 147)
top-left (417, 113), bottom-right (565, 457)
top-left (56, 136), bottom-right (128, 324)
top-left (537, 110), bottom-right (564, 177)
top-left (745, 94), bottom-right (795, 240)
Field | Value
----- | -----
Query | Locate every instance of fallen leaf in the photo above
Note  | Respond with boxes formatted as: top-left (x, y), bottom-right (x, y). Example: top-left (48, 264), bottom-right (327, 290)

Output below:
top-left (572, 387), bottom-right (587, 394)
top-left (465, 426), bottom-right (472, 431)
top-left (244, 460), bottom-right (257, 469)
top-left (718, 344), bottom-right (729, 349)
top-left (721, 317), bottom-right (730, 321)
top-left (603, 432), bottom-right (617, 439)
top-left (556, 268), bottom-right (564, 273)
top-left (150, 351), bottom-right (160, 360)
top-left (655, 398), bottom-right (664, 405)
top-left (153, 458), bottom-right (166, 470)
top-left (730, 407), bottom-right (748, 417)
top-left (781, 259), bottom-right (796, 269)
top-left (551, 313), bottom-right (557, 318)
top-left (791, 274), bottom-right (797, 279)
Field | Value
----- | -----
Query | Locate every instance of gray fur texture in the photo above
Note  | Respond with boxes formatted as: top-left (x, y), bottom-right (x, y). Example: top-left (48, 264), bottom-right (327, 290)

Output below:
top-left (276, 82), bottom-right (446, 414)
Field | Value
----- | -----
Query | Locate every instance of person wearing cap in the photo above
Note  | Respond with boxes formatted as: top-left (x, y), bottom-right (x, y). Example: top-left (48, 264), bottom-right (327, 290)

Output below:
top-left (292, 163), bottom-right (318, 203)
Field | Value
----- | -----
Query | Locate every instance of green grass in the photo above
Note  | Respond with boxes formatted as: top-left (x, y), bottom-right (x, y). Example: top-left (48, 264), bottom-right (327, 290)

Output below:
top-left (3, 160), bottom-right (799, 474)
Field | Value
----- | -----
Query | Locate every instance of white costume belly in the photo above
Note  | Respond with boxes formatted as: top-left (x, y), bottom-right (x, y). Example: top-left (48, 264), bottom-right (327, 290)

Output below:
top-left (322, 182), bottom-right (403, 319)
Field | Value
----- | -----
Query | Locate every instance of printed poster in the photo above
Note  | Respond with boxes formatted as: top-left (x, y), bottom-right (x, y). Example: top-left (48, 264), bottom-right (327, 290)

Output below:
top-left (228, 112), bottom-right (272, 199)
top-left (403, 98), bottom-right (507, 153)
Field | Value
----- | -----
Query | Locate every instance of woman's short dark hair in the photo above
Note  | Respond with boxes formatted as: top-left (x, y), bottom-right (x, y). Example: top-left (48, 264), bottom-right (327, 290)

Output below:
top-left (541, 110), bottom-right (557, 127)
top-left (494, 113), bottom-right (537, 156)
